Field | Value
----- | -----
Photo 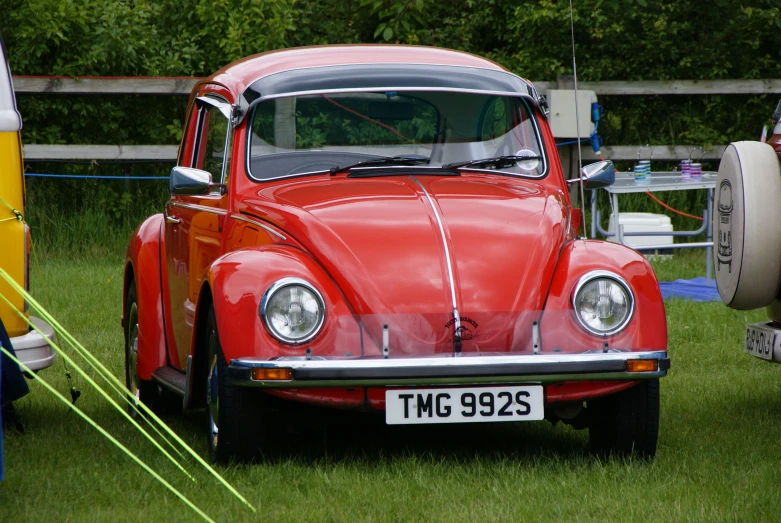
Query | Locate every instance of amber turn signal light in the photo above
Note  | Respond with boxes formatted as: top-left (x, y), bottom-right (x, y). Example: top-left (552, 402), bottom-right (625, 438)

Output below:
top-left (251, 368), bottom-right (293, 381)
top-left (626, 359), bottom-right (658, 373)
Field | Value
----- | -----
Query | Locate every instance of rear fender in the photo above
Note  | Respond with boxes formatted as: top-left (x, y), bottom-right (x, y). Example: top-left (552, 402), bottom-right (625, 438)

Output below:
top-left (124, 214), bottom-right (168, 380)
top-left (541, 239), bottom-right (667, 352)
top-left (201, 245), bottom-right (362, 365)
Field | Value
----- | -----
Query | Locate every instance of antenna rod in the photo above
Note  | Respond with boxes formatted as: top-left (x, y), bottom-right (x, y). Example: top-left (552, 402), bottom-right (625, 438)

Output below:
top-left (569, 0), bottom-right (587, 236)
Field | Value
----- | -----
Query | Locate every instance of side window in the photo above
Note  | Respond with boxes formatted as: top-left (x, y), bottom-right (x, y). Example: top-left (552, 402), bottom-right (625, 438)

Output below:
top-left (178, 101), bottom-right (201, 168)
top-left (195, 104), bottom-right (230, 184)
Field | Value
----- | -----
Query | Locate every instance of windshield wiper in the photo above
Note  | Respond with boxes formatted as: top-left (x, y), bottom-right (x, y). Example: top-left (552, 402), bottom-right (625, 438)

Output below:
top-left (443, 154), bottom-right (543, 170)
top-left (331, 155), bottom-right (431, 176)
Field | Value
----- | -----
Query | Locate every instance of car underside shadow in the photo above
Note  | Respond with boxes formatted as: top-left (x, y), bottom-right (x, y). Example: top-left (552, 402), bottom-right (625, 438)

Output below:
top-left (174, 395), bottom-right (594, 465)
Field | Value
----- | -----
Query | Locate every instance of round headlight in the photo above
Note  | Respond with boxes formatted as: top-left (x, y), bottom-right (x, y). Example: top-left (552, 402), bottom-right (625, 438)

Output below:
top-left (260, 278), bottom-right (325, 344)
top-left (572, 271), bottom-right (634, 335)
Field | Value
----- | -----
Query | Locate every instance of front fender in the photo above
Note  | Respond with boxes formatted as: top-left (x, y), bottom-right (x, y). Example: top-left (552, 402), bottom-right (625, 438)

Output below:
top-left (541, 239), bottom-right (667, 352)
top-left (124, 214), bottom-right (168, 380)
top-left (204, 245), bottom-right (363, 364)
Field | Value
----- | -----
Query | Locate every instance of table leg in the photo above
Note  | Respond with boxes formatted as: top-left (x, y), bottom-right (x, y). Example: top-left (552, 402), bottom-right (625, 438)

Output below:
top-left (612, 192), bottom-right (622, 244)
top-left (706, 188), bottom-right (713, 281)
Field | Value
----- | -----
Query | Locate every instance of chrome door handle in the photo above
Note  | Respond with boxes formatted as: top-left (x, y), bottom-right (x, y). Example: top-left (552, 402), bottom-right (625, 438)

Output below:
top-left (166, 215), bottom-right (181, 224)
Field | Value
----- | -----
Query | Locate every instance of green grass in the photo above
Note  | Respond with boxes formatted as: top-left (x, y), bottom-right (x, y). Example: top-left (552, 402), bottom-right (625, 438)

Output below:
top-left (1, 250), bottom-right (779, 521)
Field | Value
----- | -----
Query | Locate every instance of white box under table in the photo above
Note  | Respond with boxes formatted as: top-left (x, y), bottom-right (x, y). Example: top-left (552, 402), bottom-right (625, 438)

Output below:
top-left (607, 212), bottom-right (674, 249)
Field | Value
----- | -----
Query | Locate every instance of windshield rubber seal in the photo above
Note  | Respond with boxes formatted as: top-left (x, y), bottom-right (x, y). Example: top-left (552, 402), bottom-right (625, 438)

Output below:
top-left (244, 92), bottom-right (549, 184)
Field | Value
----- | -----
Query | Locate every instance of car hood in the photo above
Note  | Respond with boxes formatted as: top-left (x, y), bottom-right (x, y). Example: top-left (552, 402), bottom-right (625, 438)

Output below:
top-left (239, 173), bottom-right (570, 354)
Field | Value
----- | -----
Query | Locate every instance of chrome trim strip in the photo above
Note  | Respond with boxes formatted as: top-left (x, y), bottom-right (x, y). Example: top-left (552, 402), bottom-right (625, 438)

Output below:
top-left (231, 371), bottom-right (667, 388)
top-left (231, 213), bottom-right (286, 240)
top-left (256, 87), bottom-right (537, 103)
top-left (410, 175), bottom-right (461, 341)
top-left (170, 202), bottom-right (227, 215)
top-left (228, 350), bottom-right (669, 388)
top-left (245, 94), bottom-right (548, 183)
top-left (259, 277), bottom-right (326, 344)
top-left (571, 270), bottom-right (636, 336)
top-left (237, 350), bottom-right (666, 368)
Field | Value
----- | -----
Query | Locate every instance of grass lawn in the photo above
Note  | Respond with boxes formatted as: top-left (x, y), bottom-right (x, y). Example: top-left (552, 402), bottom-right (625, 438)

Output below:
top-left (1, 249), bottom-right (779, 521)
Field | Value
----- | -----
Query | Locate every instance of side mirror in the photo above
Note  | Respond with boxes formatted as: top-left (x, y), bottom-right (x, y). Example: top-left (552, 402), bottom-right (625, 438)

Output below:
top-left (170, 166), bottom-right (212, 195)
top-left (567, 160), bottom-right (615, 190)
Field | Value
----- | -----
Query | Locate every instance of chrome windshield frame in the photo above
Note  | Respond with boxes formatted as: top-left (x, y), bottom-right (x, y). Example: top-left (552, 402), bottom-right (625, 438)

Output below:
top-left (244, 90), bottom-right (548, 183)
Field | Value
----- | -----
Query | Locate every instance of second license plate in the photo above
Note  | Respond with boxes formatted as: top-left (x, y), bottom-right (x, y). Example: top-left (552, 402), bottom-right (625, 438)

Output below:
top-left (745, 323), bottom-right (781, 361)
top-left (386, 385), bottom-right (544, 425)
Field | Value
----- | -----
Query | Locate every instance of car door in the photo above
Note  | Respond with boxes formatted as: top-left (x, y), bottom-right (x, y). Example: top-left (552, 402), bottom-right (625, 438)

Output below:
top-left (165, 94), bottom-right (232, 368)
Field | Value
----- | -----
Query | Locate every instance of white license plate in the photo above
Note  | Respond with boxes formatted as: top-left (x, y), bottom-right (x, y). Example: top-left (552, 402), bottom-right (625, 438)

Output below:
top-left (385, 385), bottom-right (544, 425)
top-left (745, 323), bottom-right (781, 361)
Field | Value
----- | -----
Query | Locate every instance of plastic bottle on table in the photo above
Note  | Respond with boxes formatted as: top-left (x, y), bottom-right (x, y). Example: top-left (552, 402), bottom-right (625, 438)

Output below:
top-left (680, 160), bottom-right (691, 179)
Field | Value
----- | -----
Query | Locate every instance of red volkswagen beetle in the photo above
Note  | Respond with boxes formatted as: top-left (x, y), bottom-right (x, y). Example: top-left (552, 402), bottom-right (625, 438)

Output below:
top-left (123, 46), bottom-right (669, 462)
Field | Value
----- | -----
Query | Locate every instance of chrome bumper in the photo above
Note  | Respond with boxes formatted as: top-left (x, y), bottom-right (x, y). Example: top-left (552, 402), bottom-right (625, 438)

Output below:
top-left (228, 350), bottom-right (670, 388)
top-left (10, 316), bottom-right (57, 372)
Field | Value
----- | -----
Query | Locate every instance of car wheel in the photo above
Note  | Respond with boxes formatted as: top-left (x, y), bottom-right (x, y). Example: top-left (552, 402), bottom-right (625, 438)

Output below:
top-left (205, 305), bottom-right (266, 463)
top-left (124, 281), bottom-right (155, 417)
top-left (588, 379), bottom-right (659, 458)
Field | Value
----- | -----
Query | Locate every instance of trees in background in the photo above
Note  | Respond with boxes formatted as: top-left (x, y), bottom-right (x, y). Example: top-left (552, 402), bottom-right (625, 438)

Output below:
top-left (2, 0), bottom-right (779, 246)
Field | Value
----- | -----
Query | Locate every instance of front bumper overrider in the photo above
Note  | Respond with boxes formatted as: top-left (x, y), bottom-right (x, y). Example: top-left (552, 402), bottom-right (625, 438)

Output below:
top-left (228, 350), bottom-right (670, 388)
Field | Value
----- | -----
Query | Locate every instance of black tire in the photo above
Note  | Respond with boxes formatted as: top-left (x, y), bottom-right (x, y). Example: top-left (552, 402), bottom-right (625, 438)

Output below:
top-left (588, 379), bottom-right (660, 459)
top-left (206, 305), bottom-right (267, 463)
top-left (124, 281), bottom-right (156, 417)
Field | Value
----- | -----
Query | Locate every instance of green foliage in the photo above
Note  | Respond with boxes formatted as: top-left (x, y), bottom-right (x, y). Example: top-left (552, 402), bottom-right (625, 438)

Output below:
top-left (2, 0), bottom-right (781, 253)
top-left (5, 0), bottom-right (780, 148)
top-left (360, 0), bottom-right (435, 42)
top-left (193, 0), bottom-right (296, 66)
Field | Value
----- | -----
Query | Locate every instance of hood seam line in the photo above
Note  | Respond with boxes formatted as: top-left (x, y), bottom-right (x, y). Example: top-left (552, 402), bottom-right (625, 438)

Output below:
top-left (410, 175), bottom-right (462, 353)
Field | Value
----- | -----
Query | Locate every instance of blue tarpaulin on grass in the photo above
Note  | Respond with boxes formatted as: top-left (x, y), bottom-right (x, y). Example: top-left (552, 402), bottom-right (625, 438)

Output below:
top-left (659, 277), bottom-right (720, 302)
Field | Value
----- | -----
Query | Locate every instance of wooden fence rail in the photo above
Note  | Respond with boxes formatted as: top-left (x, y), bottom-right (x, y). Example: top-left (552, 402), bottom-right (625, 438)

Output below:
top-left (21, 144), bottom-right (726, 162)
top-left (15, 75), bottom-right (770, 163)
top-left (13, 75), bottom-right (781, 96)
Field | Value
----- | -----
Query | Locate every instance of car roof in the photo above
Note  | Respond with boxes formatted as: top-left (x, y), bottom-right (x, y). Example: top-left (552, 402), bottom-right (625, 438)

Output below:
top-left (206, 45), bottom-right (511, 95)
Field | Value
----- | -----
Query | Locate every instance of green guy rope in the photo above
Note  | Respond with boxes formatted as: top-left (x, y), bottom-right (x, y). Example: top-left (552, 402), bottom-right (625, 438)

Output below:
top-left (0, 195), bottom-right (23, 223)
top-left (0, 268), bottom-right (257, 513)
top-left (0, 346), bottom-right (215, 523)
top-left (3, 285), bottom-right (186, 459)
top-left (0, 291), bottom-right (194, 481)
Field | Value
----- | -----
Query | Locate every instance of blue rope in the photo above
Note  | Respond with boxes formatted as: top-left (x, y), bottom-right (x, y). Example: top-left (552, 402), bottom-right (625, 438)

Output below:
top-left (25, 173), bottom-right (169, 180)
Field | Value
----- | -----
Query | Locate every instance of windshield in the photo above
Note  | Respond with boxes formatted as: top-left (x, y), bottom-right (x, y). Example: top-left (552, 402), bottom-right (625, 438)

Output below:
top-left (247, 91), bottom-right (546, 180)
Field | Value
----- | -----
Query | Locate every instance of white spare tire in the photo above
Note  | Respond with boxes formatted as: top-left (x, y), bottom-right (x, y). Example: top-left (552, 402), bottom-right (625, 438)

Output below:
top-left (714, 141), bottom-right (781, 310)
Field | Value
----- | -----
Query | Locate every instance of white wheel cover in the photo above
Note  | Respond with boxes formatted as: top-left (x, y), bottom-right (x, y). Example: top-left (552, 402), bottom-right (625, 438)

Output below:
top-left (714, 141), bottom-right (781, 309)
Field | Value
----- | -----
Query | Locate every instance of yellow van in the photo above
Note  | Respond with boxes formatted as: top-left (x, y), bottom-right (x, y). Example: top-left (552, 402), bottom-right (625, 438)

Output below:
top-left (0, 39), bottom-right (55, 371)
